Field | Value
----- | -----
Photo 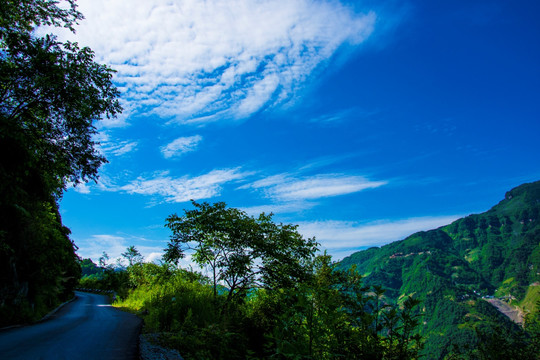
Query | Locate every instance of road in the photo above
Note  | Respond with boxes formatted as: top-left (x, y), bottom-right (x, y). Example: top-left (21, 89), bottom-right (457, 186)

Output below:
top-left (0, 291), bottom-right (142, 359)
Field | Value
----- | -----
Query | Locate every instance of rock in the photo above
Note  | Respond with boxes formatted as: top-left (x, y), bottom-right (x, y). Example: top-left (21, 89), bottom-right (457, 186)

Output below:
top-left (139, 333), bottom-right (183, 360)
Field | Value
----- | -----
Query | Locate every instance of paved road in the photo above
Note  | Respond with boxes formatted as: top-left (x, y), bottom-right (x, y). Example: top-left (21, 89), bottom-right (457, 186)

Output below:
top-left (0, 291), bottom-right (142, 359)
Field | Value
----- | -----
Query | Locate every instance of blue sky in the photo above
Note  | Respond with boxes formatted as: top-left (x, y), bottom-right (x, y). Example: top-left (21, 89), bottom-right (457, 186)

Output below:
top-left (54, 0), bottom-right (540, 265)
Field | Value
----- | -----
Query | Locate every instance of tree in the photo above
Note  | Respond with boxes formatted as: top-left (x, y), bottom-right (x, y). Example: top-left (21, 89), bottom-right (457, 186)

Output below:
top-left (268, 255), bottom-right (423, 359)
top-left (80, 258), bottom-right (101, 277)
top-left (122, 245), bottom-right (143, 267)
top-left (99, 251), bottom-right (110, 268)
top-left (164, 201), bottom-right (318, 302)
top-left (0, 0), bottom-right (121, 325)
top-left (1, 3), bottom-right (120, 197)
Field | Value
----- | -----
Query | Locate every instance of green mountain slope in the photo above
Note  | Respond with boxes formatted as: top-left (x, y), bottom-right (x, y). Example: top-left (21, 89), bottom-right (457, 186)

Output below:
top-left (338, 180), bottom-right (540, 359)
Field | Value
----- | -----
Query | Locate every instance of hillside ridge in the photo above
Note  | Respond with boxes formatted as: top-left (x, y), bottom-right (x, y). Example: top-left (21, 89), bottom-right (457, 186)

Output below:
top-left (338, 180), bottom-right (540, 359)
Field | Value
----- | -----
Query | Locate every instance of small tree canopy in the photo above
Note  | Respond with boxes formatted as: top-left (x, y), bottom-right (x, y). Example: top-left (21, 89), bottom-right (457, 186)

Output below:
top-left (164, 201), bottom-right (319, 301)
top-left (122, 245), bottom-right (143, 267)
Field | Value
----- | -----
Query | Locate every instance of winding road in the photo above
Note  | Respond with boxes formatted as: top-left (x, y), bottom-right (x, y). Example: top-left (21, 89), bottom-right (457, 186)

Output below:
top-left (0, 291), bottom-right (142, 359)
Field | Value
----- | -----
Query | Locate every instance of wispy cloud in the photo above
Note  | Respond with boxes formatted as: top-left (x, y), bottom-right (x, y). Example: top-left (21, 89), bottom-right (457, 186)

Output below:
top-left (298, 215), bottom-right (462, 259)
top-left (104, 141), bottom-right (138, 156)
top-left (161, 135), bottom-right (203, 159)
top-left (95, 132), bottom-right (138, 157)
top-left (241, 201), bottom-right (316, 217)
top-left (243, 173), bottom-right (387, 201)
top-left (120, 168), bottom-right (249, 203)
top-left (297, 153), bottom-right (375, 173)
top-left (307, 108), bottom-right (380, 126)
top-left (275, 175), bottom-right (386, 200)
top-left (73, 182), bottom-right (92, 194)
top-left (47, 0), bottom-right (376, 125)
top-left (308, 108), bottom-right (355, 125)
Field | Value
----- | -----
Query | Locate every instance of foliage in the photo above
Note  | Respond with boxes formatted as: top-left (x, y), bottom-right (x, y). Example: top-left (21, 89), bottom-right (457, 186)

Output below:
top-left (115, 235), bottom-right (422, 359)
top-left (0, 0), bottom-right (121, 325)
top-left (79, 267), bottom-right (129, 298)
top-left (1, 3), bottom-right (120, 195)
top-left (0, 0), bottom-right (82, 35)
top-left (80, 258), bottom-right (102, 277)
top-left (113, 262), bottom-right (248, 359)
top-left (122, 245), bottom-right (144, 266)
top-left (164, 201), bottom-right (319, 302)
top-left (523, 301), bottom-right (540, 357)
top-left (337, 180), bottom-right (540, 359)
top-left (447, 308), bottom-right (540, 360)
top-left (0, 200), bottom-right (81, 326)
top-left (520, 284), bottom-right (540, 314)
top-left (262, 254), bottom-right (423, 359)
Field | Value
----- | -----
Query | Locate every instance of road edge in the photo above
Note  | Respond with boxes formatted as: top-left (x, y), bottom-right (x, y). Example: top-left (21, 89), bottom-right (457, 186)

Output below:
top-left (38, 295), bottom-right (77, 323)
top-left (0, 294), bottom-right (77, 332)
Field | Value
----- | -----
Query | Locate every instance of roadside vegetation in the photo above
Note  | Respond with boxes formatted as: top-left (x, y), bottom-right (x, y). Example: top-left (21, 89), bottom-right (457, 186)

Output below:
top-left (0, 0), bottom-right (121, 326)
top-left (81, 201), bottom-right (424, 359)
top-left (81, 191), bottom-right (540, 359)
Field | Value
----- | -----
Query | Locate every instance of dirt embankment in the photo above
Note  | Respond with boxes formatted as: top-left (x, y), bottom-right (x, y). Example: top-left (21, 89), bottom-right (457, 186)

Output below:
top-left (485, 298), bottom-right (525, 326)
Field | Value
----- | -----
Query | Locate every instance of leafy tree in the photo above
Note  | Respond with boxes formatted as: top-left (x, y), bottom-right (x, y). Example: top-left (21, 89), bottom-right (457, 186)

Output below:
top-left (164, 201), bottom-right (318, 302)
top-left (99, 251), bottom-right (111, 269)
top-left (267, 254), bottom-right (423, 359)
top-left (0, 0), bottom-right (121, 325)
top-left (524, 301), bottom-right (540, 356)
top-left (122, 245), bottom-right (144, 266)
top-left (80, 258), bottom-right (101, 277)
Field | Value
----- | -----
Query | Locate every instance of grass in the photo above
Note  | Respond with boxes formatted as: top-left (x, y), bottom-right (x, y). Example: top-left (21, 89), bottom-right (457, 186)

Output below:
top-left (519, 283), bottom-right (540, 314)
top-left (495, 277), bottom-right (519, 298)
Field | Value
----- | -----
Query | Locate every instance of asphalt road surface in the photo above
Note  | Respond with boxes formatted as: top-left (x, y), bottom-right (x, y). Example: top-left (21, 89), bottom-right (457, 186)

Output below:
top-left (0, 291), bottom-right (142, 360)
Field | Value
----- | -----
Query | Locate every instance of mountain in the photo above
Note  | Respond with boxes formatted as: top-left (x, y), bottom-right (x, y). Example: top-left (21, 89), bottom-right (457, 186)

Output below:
top-left (337, 180), bottom-right (540, 359)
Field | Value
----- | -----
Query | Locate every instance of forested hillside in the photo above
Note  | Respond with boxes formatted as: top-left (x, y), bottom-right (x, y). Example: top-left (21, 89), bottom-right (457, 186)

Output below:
top-left (338, 180), bottom-right (540, 359)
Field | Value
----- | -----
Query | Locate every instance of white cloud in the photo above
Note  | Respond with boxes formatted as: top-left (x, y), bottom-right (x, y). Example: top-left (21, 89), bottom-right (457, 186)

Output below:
top-left (275, 175), bottom-right (386, 200)
top-left (95, 132), bottom-right (138, 157)
top-left (241, 201), bottom-right (316, 216)
top-left (298, 215), bottom-right (462, 259)
top-left (144, 252), bottom-right (164, 264)
top-left (46, 0), bottom-right (376, 124)
top-left (161, 135), bottom-right (202, 159)
top-left (73, 182), bottom-right (91, 194)
top-left (120, 168), bottom-right (249, 203)
top-left (239, 174), bottom-right (290, 190)
top-left (243, 173), bottom-right (387, 201)
top-left (78, 234), bottom-right (129, 263)
top-left (104, 141), bottom-right (138, 156)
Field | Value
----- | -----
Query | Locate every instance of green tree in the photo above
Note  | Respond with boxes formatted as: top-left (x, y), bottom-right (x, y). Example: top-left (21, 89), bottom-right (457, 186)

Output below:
top-left (99, 251), bottom-right (111, 269)
top-left (164, 201), bottom-right (318, 302)
top-left (80, 258), bottom-right (101, 277)
top-left (268, 254), bottom-right (423, 359)
top-left (0, 0), bottom-right (121, 325)
top-left (524, 301), bottom-right (540, 357)
top-left (122, 245), bottom-right (143, 267)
